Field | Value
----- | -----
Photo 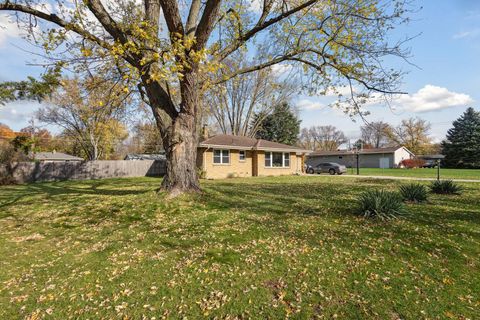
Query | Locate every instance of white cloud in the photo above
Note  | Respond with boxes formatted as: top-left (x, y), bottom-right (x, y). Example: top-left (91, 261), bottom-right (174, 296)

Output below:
top-left (453, 28), bottom-right (480, 39)
top-left (324, 86), bottom-right (355, 97)
top-left (296, 99), bottom-right (325, 111)
top-left (393, 85), bottom-right (474, 113)
top-left (271, 63), bottom-right (292, 75)
top-left (466, 10), bottom-right (480, 20)
top-left (0, 100), bottom-right (45, 131)
top-left (0, 14), bottom-right (21, 47)
top-left (249, 0), bottom-right (264, 14)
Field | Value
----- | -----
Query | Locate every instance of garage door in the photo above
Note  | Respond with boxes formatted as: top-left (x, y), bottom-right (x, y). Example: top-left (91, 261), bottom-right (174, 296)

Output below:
top-left (379, 157), bottom-right (390, 169)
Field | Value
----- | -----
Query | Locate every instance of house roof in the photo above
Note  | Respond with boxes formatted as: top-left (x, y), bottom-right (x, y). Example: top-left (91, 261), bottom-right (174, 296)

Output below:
top-left (199, 134), bottom-right (310, 153)
top-left (34, 152), bottom-right (83, 161)
top-left (309, 146), bottom-right (413, 157)
top-left (124, 153), bottom-right (166, 161)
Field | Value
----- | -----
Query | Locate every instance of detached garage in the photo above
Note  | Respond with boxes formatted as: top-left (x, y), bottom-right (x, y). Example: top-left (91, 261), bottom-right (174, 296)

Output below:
top-left (306, 146), bottom-right (415, 169)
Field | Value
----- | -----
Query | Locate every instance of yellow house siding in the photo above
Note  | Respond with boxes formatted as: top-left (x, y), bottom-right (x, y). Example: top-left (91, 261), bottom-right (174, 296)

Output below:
top-left (197, 147), bottom-right (305, 179)
top-left (201, 149), bottom-right (253, 179)
top-left (255, 151), bottom-right (303, 176)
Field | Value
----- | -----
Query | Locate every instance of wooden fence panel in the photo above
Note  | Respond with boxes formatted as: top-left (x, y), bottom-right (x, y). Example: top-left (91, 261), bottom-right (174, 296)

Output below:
top-left (0, 160), bottom-right (166, 183)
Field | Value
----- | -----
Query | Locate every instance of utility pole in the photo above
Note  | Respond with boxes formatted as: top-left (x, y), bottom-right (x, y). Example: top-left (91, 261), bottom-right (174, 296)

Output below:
top-left (356, 151), bottom-right (360, 175)
top-left (355, 140), bottom-right (362, 175)
top-left (29, 118), bottom-right (36, 159)
top-left (437, 160), bottom-right (440, 181)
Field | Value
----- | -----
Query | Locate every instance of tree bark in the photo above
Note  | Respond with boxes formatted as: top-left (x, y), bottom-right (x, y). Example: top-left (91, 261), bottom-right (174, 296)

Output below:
top-left (154, 71), bottom-right (201, 197)
top-left (161, 113), bottom-right (200, 197)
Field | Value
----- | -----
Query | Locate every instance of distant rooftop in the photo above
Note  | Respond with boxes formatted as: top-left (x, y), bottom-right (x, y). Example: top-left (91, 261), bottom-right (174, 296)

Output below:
top-left (34, 152), bottom-right (83, 161)
top-left (309, 146), bottom-right (414, 156)
top-left (124, 153), bottom-right (166, 161)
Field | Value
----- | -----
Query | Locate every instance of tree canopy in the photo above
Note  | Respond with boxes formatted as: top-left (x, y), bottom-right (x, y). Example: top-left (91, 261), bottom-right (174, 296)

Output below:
top-left (386, 117), bottom-right (432, 155)
top-left (253, 102), bottom-right (300, 145)
top-left (0, 67), bottom-right (62, 105)
top-left (360, 121), bottom-right (392, 149)
top-left (0, 0), bottom-right (413, 195)
top-left (37, 78), bottom-right (130, 160)
top-left (442, 107), bottom-right (480, 168)
top-left (299, 125), bottom-right (347, 151)
top-left (0, 123), bottom-right (16, 139)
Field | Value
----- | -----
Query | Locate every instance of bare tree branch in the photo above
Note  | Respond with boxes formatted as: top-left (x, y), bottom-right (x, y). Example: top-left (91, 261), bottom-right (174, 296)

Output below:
top-left (218, 0), bottom-right (318, 60)
top-left (194, 0), bottom-right (223, 51)
top-left (0, 2), bottom-right (111, 50)
top-left (85, 0), bottom-right (128, 43)
top-left (144, 0), bottom-right (161, 34)
top-left (186, 0), bottom-right (202, 37)
top-left (159, 0), bottom-right (184, 36)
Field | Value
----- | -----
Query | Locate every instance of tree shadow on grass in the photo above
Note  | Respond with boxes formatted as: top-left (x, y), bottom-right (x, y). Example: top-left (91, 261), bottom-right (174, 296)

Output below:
top-left (0, 178), bottom-right (157, 209)
top-left (200, 180), bottom-right (360, 217)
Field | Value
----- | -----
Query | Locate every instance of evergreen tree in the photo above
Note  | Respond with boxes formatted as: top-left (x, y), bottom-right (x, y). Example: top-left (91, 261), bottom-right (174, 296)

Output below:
top-left (442, 107), bottom-right (480, 168)
top-left (253, 103), bottom-right (301, 145)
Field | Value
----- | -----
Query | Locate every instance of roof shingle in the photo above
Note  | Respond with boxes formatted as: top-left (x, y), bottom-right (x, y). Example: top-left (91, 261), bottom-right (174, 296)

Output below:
top-left (34, 152), bottom-right (84, 161)
top-left (199, 134), bottom-right (308, 152)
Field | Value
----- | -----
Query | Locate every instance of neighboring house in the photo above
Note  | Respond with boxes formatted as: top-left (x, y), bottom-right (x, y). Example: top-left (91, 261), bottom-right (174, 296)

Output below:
top-left (197, 134), bottom-right (310, 179)
top-left (124, 153), bottom-right (166, 161)
top-left (307, 146), bottom-right (414, 169)
top-left (33, 151), bottom-right (83, 162)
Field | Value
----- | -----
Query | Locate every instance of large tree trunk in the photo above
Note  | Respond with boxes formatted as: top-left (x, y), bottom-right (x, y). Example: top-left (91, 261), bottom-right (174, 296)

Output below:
top-left (160, 112), bottom-right (200, 197)
top-left (153, 70), bottom-right (201, 197)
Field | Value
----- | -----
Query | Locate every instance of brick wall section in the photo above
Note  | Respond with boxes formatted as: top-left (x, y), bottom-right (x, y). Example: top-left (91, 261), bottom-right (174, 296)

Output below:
top-left (256, 151), bottom-right (303, 176)
top-left (197, 149), bottom-right (304, 179)
top-left (198, 149), bottom-right (253, 179)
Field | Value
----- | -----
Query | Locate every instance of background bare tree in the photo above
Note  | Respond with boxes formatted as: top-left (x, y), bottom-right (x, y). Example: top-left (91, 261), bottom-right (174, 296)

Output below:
top-left (207, 55), bottom-right (296, 137)
top-left (130, 120), bottom-right (164, 153)
top-left (298, 127), bottom-right (316, 150)
top-left (360, 121), bottom-right (393, 148)
top-left (299, 125), bottom-right (347, 151)
top-left (386, 117), bottom-right (432, 155)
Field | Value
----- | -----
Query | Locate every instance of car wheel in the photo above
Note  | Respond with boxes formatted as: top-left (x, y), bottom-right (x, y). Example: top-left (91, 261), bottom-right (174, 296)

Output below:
top-left (329, 168), bottom-right (336, 175)
top-left (337, 172), bottom-right (343, 175)
top-left (307, 168), bottom-right (314, 174)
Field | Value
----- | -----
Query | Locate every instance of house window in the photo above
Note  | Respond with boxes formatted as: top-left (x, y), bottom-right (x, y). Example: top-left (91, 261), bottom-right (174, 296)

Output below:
top-left (265, 152), bottom-right (271, 167)
top-left (265, 152), bottom-right (290, 168)
top-left (213, 149), bottom-right (230, 164)
top-left (239, 150), bottom-right (246, 162)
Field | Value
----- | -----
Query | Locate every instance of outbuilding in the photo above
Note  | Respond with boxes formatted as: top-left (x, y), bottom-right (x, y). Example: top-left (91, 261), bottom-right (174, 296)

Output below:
top-left (306, 146), bottom-right (414, 169)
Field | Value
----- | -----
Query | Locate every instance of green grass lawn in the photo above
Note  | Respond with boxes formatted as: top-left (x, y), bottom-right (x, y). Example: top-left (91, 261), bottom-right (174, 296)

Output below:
top-left (344, 167), bottom-right (480, 180)
top-left (1, 176), bottom-right (479, 319)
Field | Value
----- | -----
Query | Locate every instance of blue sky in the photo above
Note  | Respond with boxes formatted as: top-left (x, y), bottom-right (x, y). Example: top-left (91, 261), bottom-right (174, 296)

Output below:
top-left (296, 0), bottom-right (480, 142)
top-left (1, 0), bottom-right (479, 142)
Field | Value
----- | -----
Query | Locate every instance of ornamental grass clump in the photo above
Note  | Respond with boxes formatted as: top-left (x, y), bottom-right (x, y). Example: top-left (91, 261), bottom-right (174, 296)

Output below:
top-left (399, 183), bottom-right (428, 203)
top-left (356, 189), bottom-right (405, 220)
top-left (430, 180), bottom-right (463, 195)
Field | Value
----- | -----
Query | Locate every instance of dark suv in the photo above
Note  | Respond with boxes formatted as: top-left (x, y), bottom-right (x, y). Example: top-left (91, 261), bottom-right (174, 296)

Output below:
top-left (306, 162), bottom-right (347, 175)
top-left (421, 160), bottom-right (437, 168)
